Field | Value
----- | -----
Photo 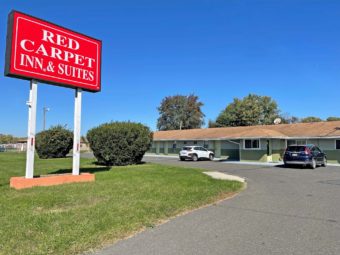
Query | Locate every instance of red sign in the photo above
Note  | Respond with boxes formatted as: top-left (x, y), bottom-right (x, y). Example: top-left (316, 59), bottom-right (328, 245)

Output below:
top-left (5, 11), bottom-right (101, 92)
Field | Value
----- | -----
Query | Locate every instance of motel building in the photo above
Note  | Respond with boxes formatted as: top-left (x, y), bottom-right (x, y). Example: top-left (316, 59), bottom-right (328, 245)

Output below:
top-left (150, 121), bottom-right (340, 164)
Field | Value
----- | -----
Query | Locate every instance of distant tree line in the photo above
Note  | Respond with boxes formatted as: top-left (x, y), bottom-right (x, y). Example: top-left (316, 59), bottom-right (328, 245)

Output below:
top-left (157, 93), bottom-right (340, 130)
top-left (0, 134), bottom-right (18, 144)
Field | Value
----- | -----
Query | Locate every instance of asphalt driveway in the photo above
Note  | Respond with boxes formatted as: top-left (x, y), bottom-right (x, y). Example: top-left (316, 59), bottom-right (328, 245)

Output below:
top-left (92, 156), bottom-right (340, 255)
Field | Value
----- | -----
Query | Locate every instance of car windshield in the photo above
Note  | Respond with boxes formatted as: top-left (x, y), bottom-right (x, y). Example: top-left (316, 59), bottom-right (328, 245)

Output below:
top-left (182, 147), bottom-right (193, 151)
top-left (287, 146), bottom-right (306, 152)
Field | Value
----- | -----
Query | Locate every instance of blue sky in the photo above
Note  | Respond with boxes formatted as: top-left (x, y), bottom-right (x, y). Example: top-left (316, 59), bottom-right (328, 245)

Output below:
top-left (1, 0), bottom-right (340, 136)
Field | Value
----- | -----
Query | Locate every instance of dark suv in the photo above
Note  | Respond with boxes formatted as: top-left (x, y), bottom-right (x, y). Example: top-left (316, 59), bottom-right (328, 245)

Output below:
top-left (283, 144), bottom-right (327, 169)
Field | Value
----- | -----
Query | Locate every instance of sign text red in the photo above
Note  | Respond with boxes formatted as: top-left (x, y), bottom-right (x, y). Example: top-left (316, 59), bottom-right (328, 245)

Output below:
top-left (5, 11), bottom-right (102, 92)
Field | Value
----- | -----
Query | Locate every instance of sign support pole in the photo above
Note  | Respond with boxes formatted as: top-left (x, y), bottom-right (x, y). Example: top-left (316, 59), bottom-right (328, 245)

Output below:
top-left (72, 88), bottom-right (82, 175)
top-left (25, 80), bottom-right (38, 179)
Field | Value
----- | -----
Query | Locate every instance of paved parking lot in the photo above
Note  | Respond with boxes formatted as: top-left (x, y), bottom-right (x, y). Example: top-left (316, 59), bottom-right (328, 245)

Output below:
top-left (93, 156), bottom-right (340, 255)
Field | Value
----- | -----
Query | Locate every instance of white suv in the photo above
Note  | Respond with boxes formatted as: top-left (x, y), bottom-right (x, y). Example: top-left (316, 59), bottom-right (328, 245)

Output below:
top-left (179, 146), bottom-right (214, 161)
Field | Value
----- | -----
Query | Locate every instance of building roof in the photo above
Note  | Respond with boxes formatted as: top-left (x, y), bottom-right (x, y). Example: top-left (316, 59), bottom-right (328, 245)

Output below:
top-left (153, 121), bottom-right (340, 141)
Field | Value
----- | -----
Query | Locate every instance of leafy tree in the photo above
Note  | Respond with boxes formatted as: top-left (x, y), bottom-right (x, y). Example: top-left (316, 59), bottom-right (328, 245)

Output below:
top-left (157, 94), bottom-right (205, 131)
top-left (214, 94), bottom-right (280, 127)
top-left (0, 134), bottom-right (16, 144)
top-left (327, 117), bottom-right (340, 121)
top-left (280, 114), bottom-right (300, 124)
top-left (208, 120), bottom-right (218, 128)
top-left (290, 116), bottom-right (300, 124)
top-left (301, 116), bottom-right (323, 123)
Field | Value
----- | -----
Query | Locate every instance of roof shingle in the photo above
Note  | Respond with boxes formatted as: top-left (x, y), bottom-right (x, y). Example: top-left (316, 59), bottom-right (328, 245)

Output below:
top-left (153, 121), bottom-right (340, 140)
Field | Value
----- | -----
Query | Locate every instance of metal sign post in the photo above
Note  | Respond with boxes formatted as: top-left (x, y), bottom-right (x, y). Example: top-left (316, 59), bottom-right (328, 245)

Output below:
top-left (25, 80), bottom-right (38, 179)
top-left (72, 88), bottom-right (82, 175)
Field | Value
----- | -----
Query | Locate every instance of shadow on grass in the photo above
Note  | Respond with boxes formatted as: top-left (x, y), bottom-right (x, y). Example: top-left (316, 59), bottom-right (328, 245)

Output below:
top-left (50, 161), bottom-right (147, 175)
top-left (50, 166), bottom-right (111, 175)
top-left (1, 161), bottom-right (148, 187)
top-left (0, 166), bottom-right (111, 188)
top-left (92, 161), bottom-right (147, 166)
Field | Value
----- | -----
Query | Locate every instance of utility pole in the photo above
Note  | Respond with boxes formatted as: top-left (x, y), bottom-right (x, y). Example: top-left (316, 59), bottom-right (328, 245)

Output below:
top-left (43, 107), bottom-right (50, 131)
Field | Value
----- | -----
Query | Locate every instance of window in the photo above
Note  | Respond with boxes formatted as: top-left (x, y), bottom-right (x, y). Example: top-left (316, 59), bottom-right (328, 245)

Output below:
top-left (182, 147), bottom-right (192, 151)
top-left (244, 139), bottom-right (260, 149)
top-left (287, 140), bottom-right (307, 146)
top-left (203, 141), bottom-right (209, 149)
top-left (194, 141), bottom-right (198, 145)
top-left (336, 140), bottom-right (340, 150)
top-left (311, 146), bottom-right (317, 155)
top-left (287, 146), bottom-right (306, 152)
top-left (197, 147), bottom-right (207, 151)
top-left (245, 140), bottom-right (252, 149)
top-left (172, 143), bottom-right (177, 149)
top-left (184, 141), bottom-right (187, 145)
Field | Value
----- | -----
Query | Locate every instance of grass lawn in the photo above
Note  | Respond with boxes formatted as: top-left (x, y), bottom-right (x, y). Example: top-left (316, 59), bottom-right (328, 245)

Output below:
top-left (0, 152), bottom-right (243, 255)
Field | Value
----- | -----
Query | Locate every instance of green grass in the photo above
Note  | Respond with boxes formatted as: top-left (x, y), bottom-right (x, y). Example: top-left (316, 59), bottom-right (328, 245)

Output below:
top-left (0, 152), bottom-right (243, 255)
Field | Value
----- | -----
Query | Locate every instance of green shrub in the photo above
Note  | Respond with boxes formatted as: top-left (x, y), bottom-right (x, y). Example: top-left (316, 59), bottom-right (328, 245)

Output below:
top-left (87, 122), bottom-right (153, 166)
top-left (35, 126), bottom-right (73, 159)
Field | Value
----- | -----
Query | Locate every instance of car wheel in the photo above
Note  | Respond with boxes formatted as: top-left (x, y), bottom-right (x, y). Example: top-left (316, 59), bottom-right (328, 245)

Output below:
top-left (209, 154), bottom-right (214, 161)
top-left (192, 154), bottom-right (198, 162)
top-left (311, 159), bottom-right (317, 169)
top-left (180, 157), bottom-right (185, 161)
top-left (322, 157), bottom-right (327, 167)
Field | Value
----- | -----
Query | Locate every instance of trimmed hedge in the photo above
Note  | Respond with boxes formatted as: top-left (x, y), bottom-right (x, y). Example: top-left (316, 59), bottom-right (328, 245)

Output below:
top-left (87, 122), bottom-right (153, 166)
top-left (35, 125), bottom-right (73, 159)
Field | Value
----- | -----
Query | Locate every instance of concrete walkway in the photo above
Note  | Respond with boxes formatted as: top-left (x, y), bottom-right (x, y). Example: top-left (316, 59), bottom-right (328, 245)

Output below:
top-left (91, 156), bottom-right (340, 255)
top-left (203, 171), bottom-right (246, 183)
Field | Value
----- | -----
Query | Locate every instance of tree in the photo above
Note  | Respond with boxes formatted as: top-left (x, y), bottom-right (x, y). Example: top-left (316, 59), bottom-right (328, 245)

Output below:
top-left (280, 113), bottom-right (300, 124)
top-left (327, 117), bottom-right (340, 121)
top-left (214, 94), bottom-right (280, 127)
top-left (301, 116), bottom-right (323, 123)
top-left (157, 94), bottom-right (205, 131)
top-left (208, 120), bottom-right (218, 128)
top-left (290, 116), bottom-right (300, 124)
top-left (0, 134), bottom-right (16, 144)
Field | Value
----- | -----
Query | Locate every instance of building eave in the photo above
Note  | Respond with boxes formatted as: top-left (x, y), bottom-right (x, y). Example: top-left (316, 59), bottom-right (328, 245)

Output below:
top-left (153, 136), bottom-right (340, 141)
